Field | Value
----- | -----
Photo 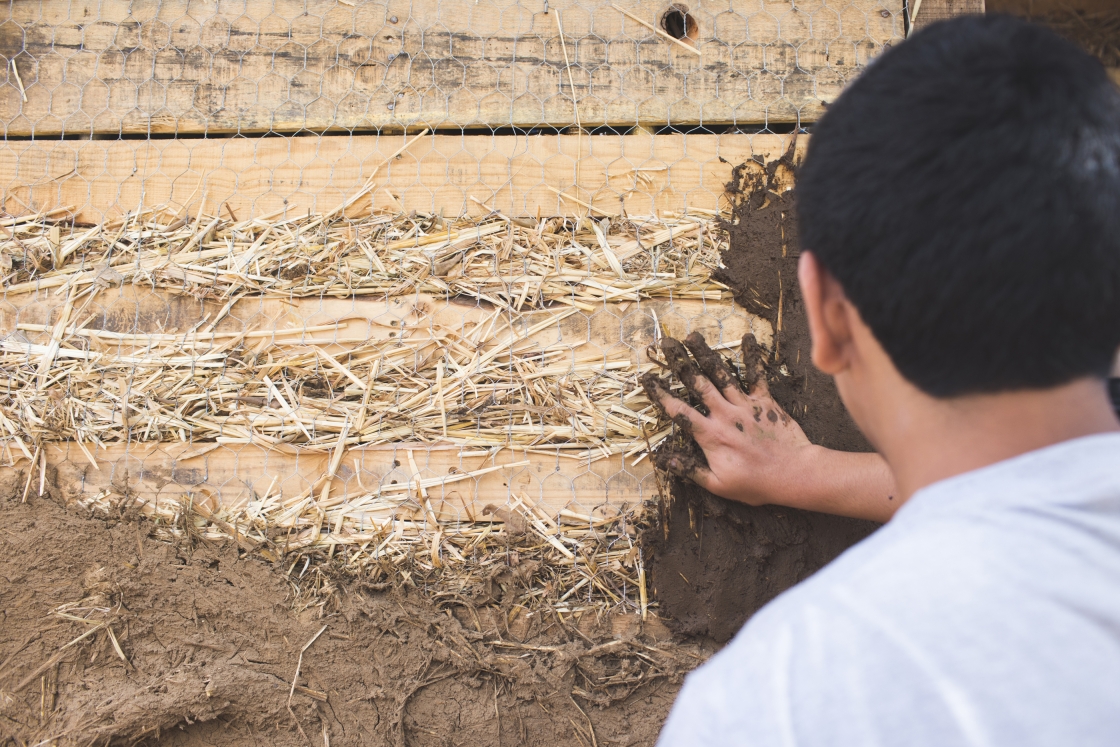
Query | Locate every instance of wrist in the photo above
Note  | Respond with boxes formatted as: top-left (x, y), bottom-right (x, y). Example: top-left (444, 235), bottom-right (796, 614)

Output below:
top-left (779, 443), bottom-right (835, 511)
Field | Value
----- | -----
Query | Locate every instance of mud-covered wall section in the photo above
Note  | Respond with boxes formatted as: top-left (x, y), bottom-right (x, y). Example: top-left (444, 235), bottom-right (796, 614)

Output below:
top-left (646, 154), bottom-right (879, 643)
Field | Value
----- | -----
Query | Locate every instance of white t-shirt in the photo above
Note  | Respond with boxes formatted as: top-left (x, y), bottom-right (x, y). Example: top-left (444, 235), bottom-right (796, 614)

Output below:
top-left (659, 433), bottom-right (1120, 747)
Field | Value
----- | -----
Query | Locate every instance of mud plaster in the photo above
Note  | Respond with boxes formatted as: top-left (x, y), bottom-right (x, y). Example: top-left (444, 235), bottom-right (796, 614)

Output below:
top-left (646, 158), bottom-right (879, 643)
top-left (0, 485), bottom-right (710, 746)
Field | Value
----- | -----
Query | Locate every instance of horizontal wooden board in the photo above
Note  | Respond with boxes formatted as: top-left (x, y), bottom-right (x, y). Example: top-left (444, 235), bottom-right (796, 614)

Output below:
top-left (0, 0), bottom-right (902, 135)
top-left (0, 132), bottom-right (803, 222)
top-left (910, 0), bottom-right (983, 31)
top-left (1, 285), bottom-right (771, 355)
top-left (4, 441), bottom-right (656, 521)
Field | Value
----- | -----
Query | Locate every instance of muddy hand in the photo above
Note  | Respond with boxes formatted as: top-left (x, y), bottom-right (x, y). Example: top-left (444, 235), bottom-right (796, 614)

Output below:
top-left (642, 333), bottom-right (815, 507)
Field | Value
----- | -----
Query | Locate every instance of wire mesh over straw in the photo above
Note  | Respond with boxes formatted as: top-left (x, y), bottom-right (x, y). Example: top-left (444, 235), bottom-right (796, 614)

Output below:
top-left (0, 182), bottom-right (746, 617)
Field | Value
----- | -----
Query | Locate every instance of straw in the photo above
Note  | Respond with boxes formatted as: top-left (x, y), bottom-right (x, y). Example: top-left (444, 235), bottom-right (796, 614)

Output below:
top-left (10, 58), bottom-right (27, 102)
top-left (0, 201), bottom-right (738, 614)
top-left (1, 211), bottom-right (719, 457)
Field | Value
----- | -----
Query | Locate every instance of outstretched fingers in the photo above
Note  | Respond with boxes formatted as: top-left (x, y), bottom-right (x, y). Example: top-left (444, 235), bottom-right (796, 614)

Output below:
top-left (683, 331), bottom-right (748, 405)
top-left (658, 337), bottom-right (729, 413)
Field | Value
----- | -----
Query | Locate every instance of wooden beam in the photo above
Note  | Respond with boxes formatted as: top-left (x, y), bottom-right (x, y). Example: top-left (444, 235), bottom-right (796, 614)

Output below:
top-left (0, 286), bottom-right (768, 518)
top-left (0, 132), bottom-right (804, 222)
top-left (0, 0), bottom-right (902, 136)
top-left (909, 0), bottom-right (984, 32)
top-left (1, 285), bottom-right (771, 354)
top-left (6, 440), bottom-right (655, 521)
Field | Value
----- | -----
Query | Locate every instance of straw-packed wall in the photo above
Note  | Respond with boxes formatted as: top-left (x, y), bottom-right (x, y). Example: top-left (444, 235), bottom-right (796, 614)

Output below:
top-left (1, 185), bottom-right (776, 616)
top-left (0, 0), bottom-right (904, 616)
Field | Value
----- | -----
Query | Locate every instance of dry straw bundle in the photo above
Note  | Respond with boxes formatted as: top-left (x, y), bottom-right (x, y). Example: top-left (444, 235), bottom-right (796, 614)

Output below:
top-left (1, 200), bottom-right (727, 308)
top-left (1, 191), bottom-right (748, 616)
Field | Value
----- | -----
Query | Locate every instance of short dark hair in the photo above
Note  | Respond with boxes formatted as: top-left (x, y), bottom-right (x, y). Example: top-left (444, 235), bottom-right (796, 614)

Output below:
top-left (796, 15), bottom-right (1120, 397)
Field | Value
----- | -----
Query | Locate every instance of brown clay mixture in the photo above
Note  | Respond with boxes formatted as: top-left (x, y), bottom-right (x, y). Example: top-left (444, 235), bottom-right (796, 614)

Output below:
top-left (643, 151), bottom-right (879, 643)
top-left (0, 485), bottom-right (708, 746)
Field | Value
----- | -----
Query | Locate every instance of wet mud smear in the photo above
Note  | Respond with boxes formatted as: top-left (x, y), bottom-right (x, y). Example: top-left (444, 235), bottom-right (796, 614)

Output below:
top-left (646, 152), bottom-right (879, 643)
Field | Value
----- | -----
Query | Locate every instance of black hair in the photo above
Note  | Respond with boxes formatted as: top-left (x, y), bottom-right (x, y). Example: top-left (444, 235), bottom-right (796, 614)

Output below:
top-left (796, 15), bottom-right (1120, 397)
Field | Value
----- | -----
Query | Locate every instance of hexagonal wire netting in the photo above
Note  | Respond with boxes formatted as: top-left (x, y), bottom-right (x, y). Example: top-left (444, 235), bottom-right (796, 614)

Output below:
top-left (0, 0), bottom-right (903, 612)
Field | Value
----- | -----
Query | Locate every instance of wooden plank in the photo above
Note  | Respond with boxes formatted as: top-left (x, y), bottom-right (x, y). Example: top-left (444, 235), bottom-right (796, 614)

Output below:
top-left (0, 0), bottom-right (903, 136)
top-left (0, 286), bottom-right (768, 515)
top-left (7, 440), bottom-right (655, 521)
top-left (0, 132), bottom-right (804, 222)
top-left (910, 0), bottom-right (984, 32)
top-left (1, 285), bottom-right (770, 354)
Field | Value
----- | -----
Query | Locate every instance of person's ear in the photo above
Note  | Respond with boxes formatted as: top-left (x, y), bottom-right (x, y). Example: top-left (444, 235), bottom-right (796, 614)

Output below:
top-left (798, 251), bottom-right (853, 376)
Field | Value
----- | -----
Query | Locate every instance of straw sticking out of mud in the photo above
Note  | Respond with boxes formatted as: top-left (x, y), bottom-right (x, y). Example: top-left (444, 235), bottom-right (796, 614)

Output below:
top-left (0, 493), bottom-right (701, 746)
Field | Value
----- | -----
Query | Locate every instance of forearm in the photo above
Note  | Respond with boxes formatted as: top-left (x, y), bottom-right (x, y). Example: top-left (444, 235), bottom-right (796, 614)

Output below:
top-left (778, 447), bottom-right (900, 523)
top-left (789, 373), bottom-right (1118, 522)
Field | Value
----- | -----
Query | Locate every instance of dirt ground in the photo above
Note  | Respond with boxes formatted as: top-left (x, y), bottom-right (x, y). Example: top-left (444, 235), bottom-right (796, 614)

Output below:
top-left (0, 487), bottom-right (710, 747)
top-left (644, 153), bottom-right (879, 642)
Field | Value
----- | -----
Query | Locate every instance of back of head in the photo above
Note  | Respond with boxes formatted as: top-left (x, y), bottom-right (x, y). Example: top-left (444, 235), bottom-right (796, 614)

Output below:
top-left (796, 15), bottom-right (1120, 397)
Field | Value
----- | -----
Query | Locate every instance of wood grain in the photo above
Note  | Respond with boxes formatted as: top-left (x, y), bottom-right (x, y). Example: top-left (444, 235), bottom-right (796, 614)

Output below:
top-left (0, 0), bottom-right (902, 136)
top-left (0, 132), bottom-right (804, 221)
top-left (7, 440), bottom-right (655, 519)
top-left (910, 0), bottom-right (984, 31)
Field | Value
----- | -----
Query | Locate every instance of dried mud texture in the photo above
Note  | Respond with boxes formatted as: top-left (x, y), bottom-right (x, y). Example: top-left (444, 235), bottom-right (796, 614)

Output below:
top-left (646, 153), bottom-right (878, 643)
top-left (0, 486), bottom-right (708, 747)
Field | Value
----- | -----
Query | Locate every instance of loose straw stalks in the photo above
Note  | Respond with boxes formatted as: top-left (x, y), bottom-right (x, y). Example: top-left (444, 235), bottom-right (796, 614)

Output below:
top-left (77, 468), bottom-right (653, 617)
top-left (1, 210), bottom-right (723, 457)
top-left (0, 203), bottom-right (724, 304)
top-left (0, 202), bottom-right (733, 613)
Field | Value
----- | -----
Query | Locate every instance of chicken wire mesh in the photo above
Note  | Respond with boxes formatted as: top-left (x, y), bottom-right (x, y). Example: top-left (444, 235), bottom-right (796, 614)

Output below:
top-left (0, 0), bottom-right (902, 614)
top-left (0, 0), bottom-right (902, 136)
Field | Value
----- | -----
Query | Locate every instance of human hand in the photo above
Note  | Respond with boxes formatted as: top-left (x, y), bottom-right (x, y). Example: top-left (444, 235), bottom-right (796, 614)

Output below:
top-left (641, 332), bottom-right (820, 507)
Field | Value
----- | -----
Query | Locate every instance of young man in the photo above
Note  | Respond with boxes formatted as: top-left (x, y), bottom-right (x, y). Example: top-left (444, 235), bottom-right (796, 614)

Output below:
top-left (648, 15), bottom-right (1120, 746)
